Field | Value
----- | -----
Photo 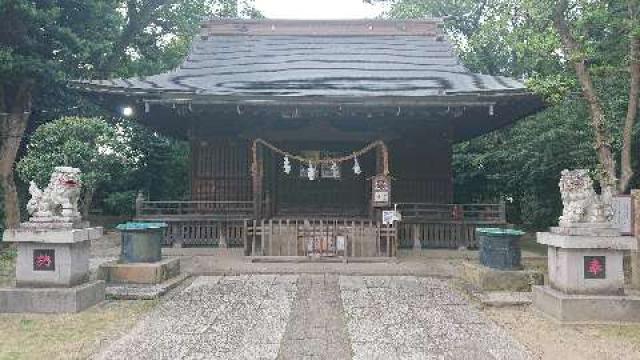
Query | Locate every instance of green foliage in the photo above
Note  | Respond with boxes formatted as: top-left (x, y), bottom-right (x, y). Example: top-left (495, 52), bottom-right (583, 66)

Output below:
top-left (2, 0), bottom-right (258, 221)
top-left (102, 191), bottom-right (138, 216)
top-left (112, 0), bottom-right (263, 77)
top-left (97, 120), bottom-right (190, 212)
top-left (16, 116), bottom-right (190, 216)
top-left (16, 116), bottom-right (138, 195)
top-left (381, 0), bottom-right (640, 228)
top-left (453, 73), bottom-right (638, 228)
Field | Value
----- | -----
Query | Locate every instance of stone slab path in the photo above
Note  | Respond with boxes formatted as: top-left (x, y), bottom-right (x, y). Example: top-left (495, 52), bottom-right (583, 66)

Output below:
top-left (277, 274), bottom-right (351, 360)
top-left (340, 276), bottom-right (530, 360)
top-left (97, 275), bottom-right (529, 360)
top-left (97, 275), bottom-right (297, 360)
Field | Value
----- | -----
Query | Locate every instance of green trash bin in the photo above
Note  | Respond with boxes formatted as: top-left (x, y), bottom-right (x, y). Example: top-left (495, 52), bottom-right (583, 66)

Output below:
top-left (116, 222), bottom-right (167, 263)
top-left (476, 228), bottom-right (525, 270)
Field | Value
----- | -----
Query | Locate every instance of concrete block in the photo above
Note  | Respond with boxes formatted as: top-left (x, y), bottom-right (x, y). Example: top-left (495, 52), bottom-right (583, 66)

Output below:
top-left (533, 285), bottom-right (640, 323)
top-left (105, 274), bottom-right (189, 300)
top-left (15, 240), bottom-right (90, 287)
top-left (537, 232), bottom-right (636, 250)
top-left (547, 246), bottom-right (625, 295)
top-left (98, 257), bottom-right (180, 284)
top-left (0, 281), bottom-right (105, 313)
top-left (3, 227), bottom-right (103, 244)
top-left (477, 291), bottom-right (532, 307)
top-left (461, 261), bottom-right (543, 292)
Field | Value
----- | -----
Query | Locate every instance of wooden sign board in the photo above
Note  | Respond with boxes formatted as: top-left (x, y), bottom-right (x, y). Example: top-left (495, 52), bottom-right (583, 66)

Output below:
top-left (612, 196), bottom-right (634, 235)
top-left (372, 175), bottom-right (391, 207)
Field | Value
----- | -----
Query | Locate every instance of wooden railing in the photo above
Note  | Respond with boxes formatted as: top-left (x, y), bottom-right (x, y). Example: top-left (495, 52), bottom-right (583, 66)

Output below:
top-left (161, 219), bottom-right (249, 247)
top-left (395, 202), bottom-right (506, 249)
top-left (133, 199), bottom-right (504, 250)
top-left (134, 199), bottom-right (253, 248)
top-left (136, 200), bottom-right (253, 219)
top-left (395, 202), bottom-right (506, 224)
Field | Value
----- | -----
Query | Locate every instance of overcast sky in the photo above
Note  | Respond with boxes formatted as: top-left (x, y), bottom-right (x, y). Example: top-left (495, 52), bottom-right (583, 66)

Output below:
top-left (253, 0), bottom-right (388, 19)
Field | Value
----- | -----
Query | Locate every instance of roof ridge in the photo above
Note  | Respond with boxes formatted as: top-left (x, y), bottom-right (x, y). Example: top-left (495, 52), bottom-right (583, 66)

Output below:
top-left (198, 18), bottom-right (445, 37)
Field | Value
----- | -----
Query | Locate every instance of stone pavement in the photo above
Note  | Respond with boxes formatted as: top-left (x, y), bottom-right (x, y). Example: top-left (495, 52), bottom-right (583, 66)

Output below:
top-left (277, 274), bottom-right (351, 360)
top-left (340, 276), bottom-right (530, 360)
top-left (97, 275), bottom-right (297, 360)
top-left (97, 275), bottom-right (530, 359)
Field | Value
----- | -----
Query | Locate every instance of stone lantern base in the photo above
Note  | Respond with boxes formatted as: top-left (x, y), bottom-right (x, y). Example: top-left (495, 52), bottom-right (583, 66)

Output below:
top-left (533, 224), bottom-right (640, 323)
top-left (533, 285), bottom-right (640, 323)
top-left (0, 225), bottom-right (105, 313)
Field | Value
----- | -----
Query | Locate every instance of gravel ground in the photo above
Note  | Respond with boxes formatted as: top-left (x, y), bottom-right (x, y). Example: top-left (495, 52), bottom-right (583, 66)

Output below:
top-left (96, 275), bottom-right (298, 360)
top-left (484, 305), bottom-right (640, 360)
top-left (339, 276), bottom-right (530, 360)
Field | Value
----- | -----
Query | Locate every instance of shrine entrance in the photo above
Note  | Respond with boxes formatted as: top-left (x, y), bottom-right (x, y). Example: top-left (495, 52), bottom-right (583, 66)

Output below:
top-left (250, 139), bottom-right (390, 221)
top-left (246, 139), bottom-right (395, 257)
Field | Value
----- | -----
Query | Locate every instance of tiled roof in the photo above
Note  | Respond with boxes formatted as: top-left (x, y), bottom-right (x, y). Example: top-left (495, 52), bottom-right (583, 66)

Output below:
top-left (75, 19), bottom-right (528, 99)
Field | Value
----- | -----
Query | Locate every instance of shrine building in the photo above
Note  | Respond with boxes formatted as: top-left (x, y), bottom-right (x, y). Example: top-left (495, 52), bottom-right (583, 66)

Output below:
top-left (75, 19), bottom-right (544, 257)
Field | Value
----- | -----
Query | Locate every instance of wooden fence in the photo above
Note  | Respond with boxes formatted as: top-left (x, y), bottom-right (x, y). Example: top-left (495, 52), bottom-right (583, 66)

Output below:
top-left (162, 219), bottom-right (248, 247)
top-left (396, 202), bottom-right (506, 223)
top-left (134, 199), bottom-right (504, 250)
top-left (136, 200), bottom-right (253, 218)
top-left (395, 202), bottom-right (507, 249)
top-left (247, 219), bottom-right (396, 257)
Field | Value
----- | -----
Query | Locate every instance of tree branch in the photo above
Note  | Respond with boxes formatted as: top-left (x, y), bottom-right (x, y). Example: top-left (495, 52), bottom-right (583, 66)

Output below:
top-left (553, 0), bottom-right (617, 190)
top-left (99, 0), bottom-right (176, 76)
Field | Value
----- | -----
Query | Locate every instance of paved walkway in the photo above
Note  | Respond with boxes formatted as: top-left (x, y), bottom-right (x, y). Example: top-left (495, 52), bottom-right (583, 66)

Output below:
top-left (340, 276), bottom-right (529, 359)
top-left (97, 275), bottom-right (297, 360)
top-left (97, 275), bottom-right (530, 359)
top-left (277, 274), bottom-right (351, 360)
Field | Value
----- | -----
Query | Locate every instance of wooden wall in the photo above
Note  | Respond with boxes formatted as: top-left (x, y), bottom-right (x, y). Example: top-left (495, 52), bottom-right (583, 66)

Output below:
top-left (389, 127), bottom-right (453, 203)
top-left (191, 138), bottom-right (252, 202)
top-left (189, 119), bottom-right (454, 211)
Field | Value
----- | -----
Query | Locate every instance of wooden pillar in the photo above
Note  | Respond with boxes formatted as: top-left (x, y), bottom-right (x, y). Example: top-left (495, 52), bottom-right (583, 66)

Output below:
top-left (252, 141), bottom-right (263, 221)
top-left (412, 224), bottom-right (421, 251)
top-left (135, 191), bottom-right (145, 217)
top-left (631, 190), bottom-right (640, 289)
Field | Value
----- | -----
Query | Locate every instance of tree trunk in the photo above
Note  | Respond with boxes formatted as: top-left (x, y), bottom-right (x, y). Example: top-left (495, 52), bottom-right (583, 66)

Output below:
top-left (0, 112), bottom-right (30, 228)
top-left (619, 1), bottom-right (640, 193)
top-left (81, 187), bottom-right (95, 219)
top-left (0, 82), bottom-right (32, 229)
top-left (553, 0), bottom-right (618, 192)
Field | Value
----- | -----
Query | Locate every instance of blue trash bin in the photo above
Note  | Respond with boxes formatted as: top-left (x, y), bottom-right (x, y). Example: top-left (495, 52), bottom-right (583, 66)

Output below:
top-left (476, 228), bottom-right (525, 270)
top-left (116, 222), bottom-right (167, 263)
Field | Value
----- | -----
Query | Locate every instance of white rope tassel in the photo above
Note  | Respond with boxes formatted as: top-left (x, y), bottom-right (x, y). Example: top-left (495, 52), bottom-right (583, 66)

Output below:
top-left (353, 156), bottom-right (362, 175)
top-left (283, 156), bottom-right (291, 174)
top-left (331, 161), bottom-right (339, 178)
top-left (307, 162), bottom-right (316, 181)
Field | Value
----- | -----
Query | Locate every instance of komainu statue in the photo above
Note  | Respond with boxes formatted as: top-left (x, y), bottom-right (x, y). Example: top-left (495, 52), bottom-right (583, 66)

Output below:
top-left (26, 167), bottom-right (82, 223)
top-left (558, 169), bottom-right (613, 226)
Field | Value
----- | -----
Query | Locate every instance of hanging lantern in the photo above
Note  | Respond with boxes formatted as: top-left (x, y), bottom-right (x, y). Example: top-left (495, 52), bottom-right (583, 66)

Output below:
top-left (353, 156), bottom-right (362, 175)
top-left (283, 155), bottom-right (291, 174)
top-left (307, 162), bottom-right (316, 180)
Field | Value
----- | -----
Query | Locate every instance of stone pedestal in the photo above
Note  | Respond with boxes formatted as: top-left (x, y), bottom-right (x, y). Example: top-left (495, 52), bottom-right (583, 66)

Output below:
top-left (98, 257), bottom-right (180, 284)
top-left (461, 261), bottom-right (543, 292)
top-left (98, 222), bottom-right (184, 299)
top-left (0, 225), bottom-right (105, 313)
top-left (533, 224), bottom-right (640, 323)
top-left (0, 281), bottom-right (105, 313)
